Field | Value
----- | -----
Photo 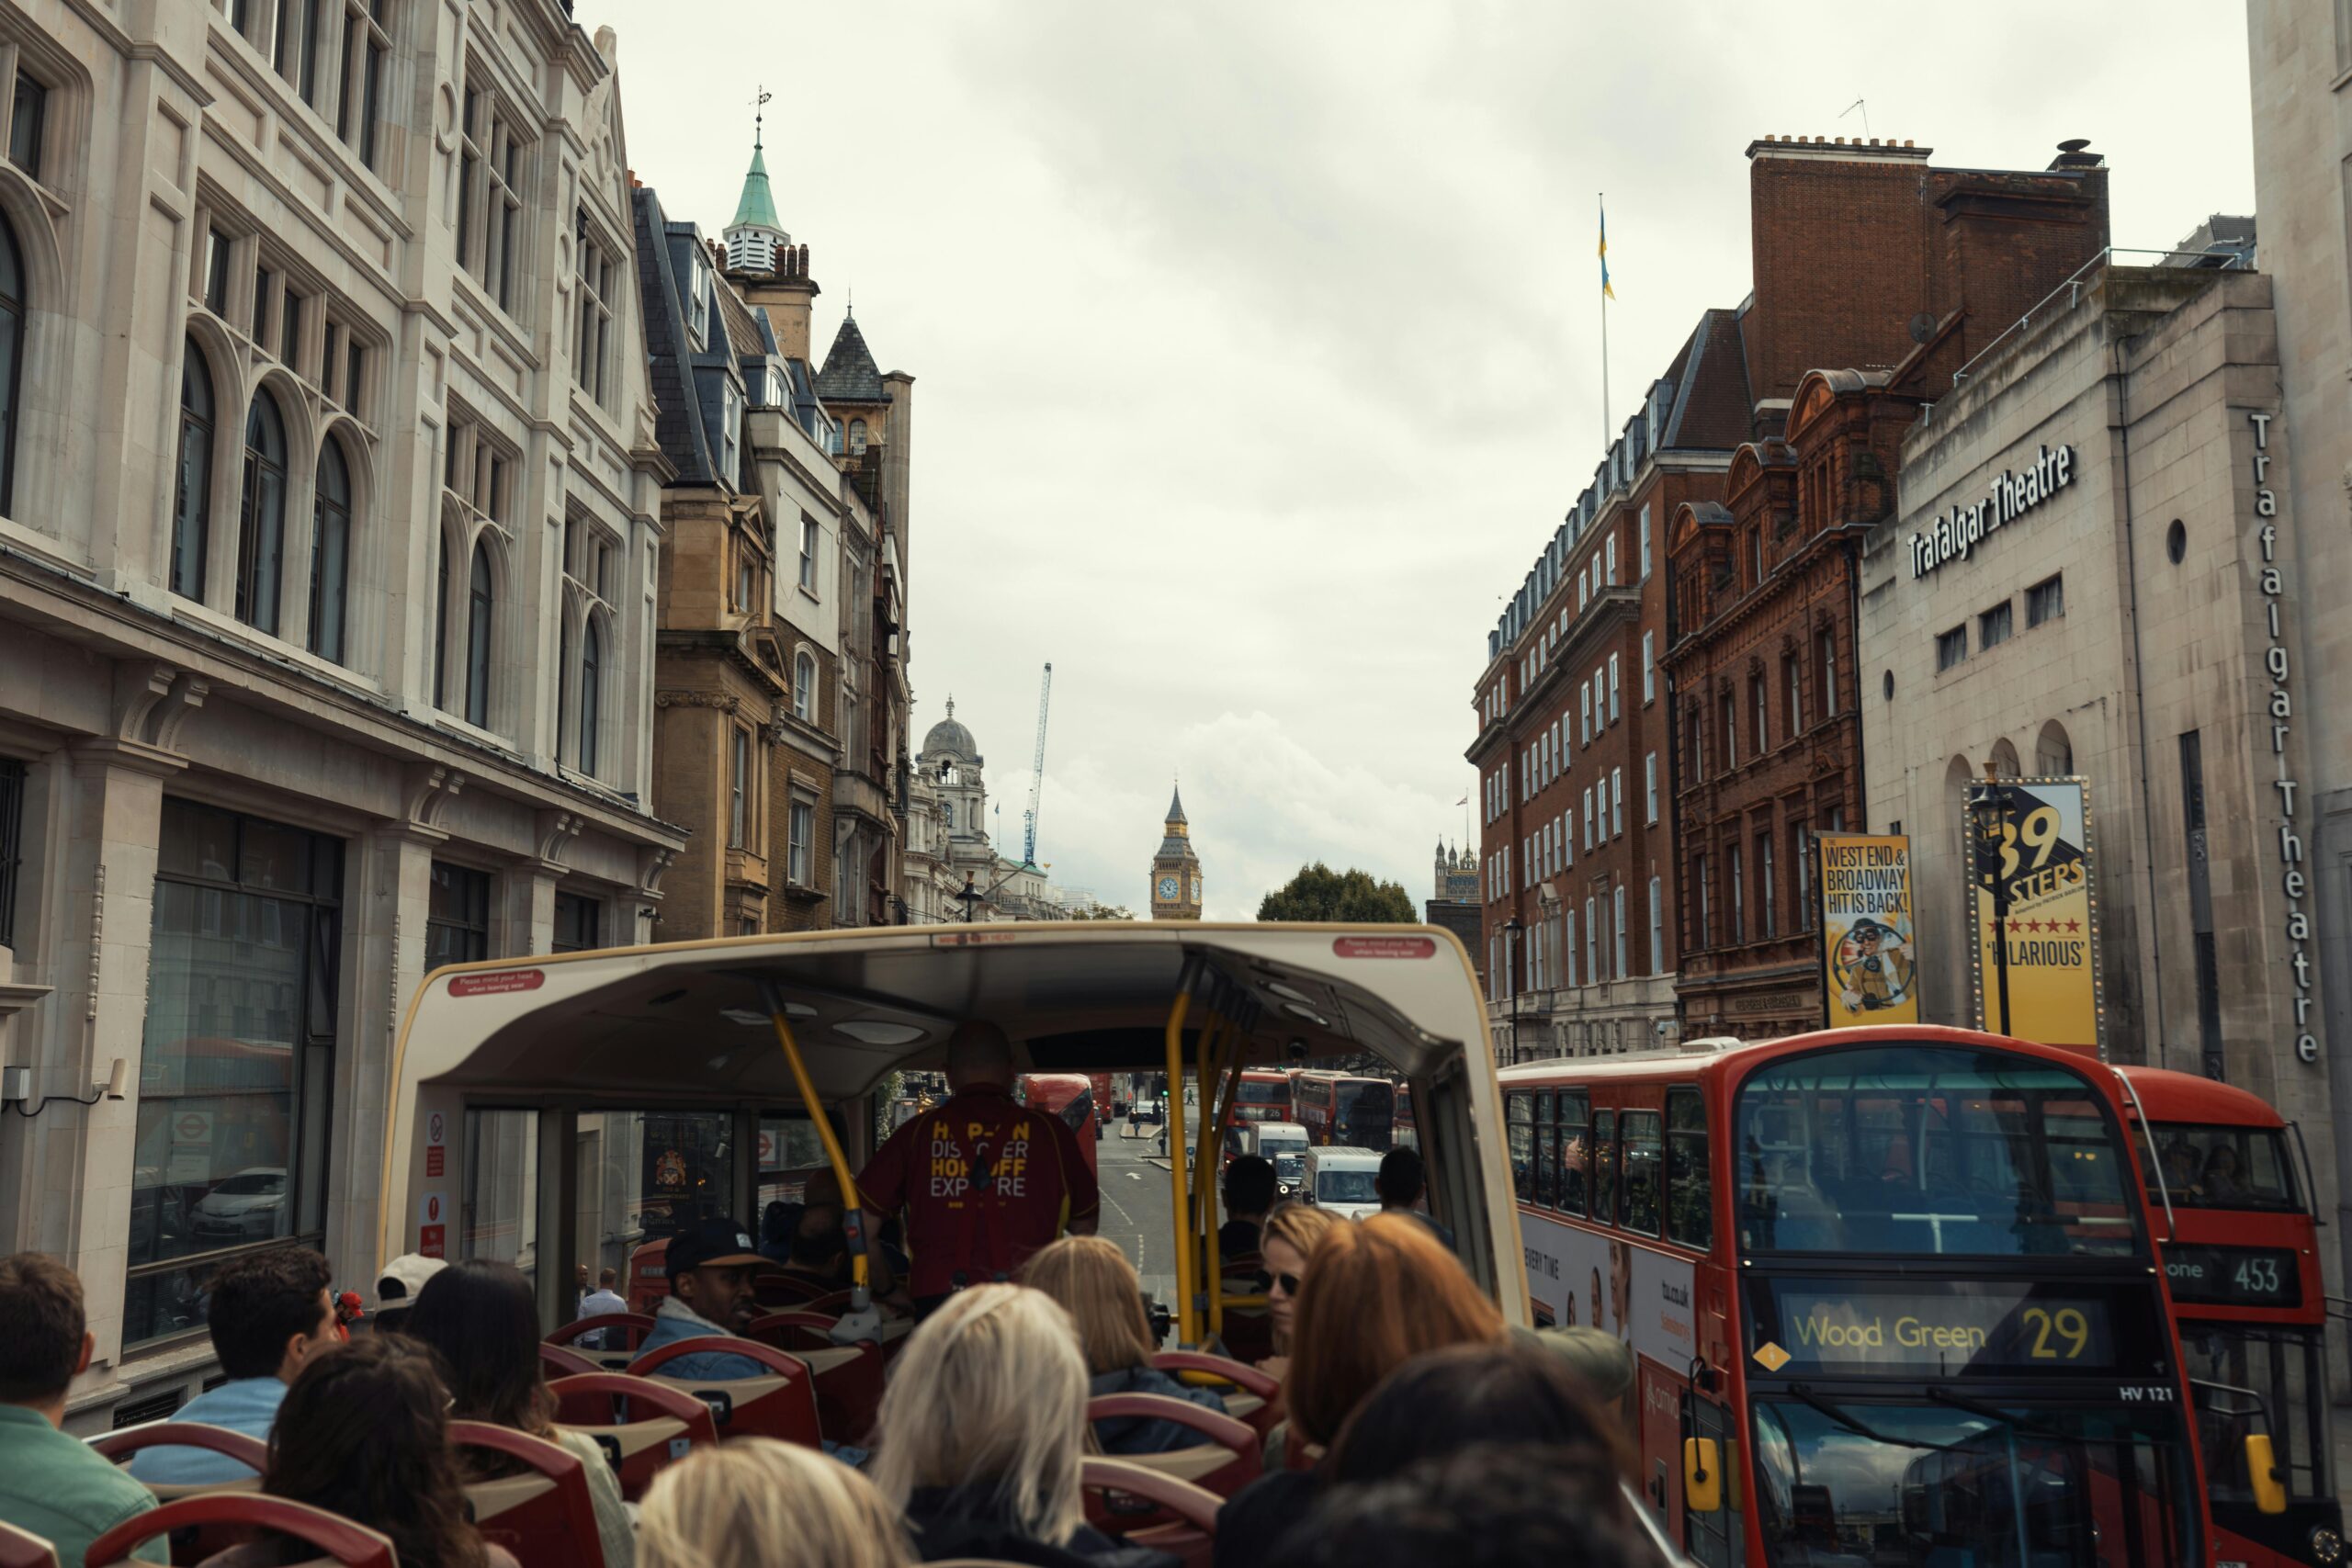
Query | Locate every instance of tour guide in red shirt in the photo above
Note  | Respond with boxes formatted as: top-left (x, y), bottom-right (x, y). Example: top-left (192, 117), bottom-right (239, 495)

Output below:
top-left (858, 1020), bottom-right (1100, 1311)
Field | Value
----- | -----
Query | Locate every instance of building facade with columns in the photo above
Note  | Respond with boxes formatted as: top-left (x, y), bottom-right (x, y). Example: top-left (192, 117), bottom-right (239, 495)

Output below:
top-left (0, 0), bottom-right (684, 1428)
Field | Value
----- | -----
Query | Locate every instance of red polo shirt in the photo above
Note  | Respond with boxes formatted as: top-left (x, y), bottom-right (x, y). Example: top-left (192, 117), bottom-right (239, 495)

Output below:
top-left (858, 1086), bottom-right (1100, 1298)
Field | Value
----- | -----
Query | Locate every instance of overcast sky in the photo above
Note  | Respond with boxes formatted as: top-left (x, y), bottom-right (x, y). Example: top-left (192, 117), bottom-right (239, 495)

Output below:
top-left (593, 1), bottom-right (2256, 919)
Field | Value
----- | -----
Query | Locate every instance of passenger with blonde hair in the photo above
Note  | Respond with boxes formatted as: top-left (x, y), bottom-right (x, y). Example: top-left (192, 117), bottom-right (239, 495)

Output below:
top-left (637, 1438), bottom-right (910, 1568)
top-left (1213, 1217), bottom-right (1508, 1568)
top-left (868, 1285), bottom-right (1177, 1568)
top-left (1255, 1202), bottom-right (1341, 1378)
top-left (1021, 1236), bottom-right (1227, 1454)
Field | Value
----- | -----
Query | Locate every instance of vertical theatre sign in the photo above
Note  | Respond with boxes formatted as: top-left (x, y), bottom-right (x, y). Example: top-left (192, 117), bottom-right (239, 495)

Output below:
top-left (2250, 412), bottom-right (2320, 1066)
top-left (1966, 776), bottom-right (2105, 1055)
top-left (1815, 835), bottom-right (1920, 1028)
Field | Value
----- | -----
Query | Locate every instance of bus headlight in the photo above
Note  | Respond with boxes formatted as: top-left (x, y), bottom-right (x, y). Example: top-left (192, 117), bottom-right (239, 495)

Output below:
top-left (2311, 1525), bottom-right (2344, 1564)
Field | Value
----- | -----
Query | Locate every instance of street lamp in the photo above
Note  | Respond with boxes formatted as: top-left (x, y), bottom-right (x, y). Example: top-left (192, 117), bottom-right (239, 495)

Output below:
top-left (954, 863), bottom-right (1044, 923)
top-left (1501, 916), bottom-right (1525, 1066)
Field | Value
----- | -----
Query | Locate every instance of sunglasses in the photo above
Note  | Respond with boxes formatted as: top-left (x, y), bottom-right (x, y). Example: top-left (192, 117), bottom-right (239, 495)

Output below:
top-left (1259, 1271), bottom-right (1302, 1296)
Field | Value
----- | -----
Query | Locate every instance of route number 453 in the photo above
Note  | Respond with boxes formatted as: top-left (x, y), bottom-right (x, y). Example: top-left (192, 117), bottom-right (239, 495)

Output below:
top-left (2234, 1256), bottom-right (2283, 1296)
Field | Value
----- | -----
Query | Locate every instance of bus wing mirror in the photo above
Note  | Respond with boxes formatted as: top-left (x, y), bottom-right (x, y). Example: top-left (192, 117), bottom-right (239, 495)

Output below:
top-left (2246, 1434), bottom-right (2288, 1516)
top-left (1683, 1437), bottom-right (1723, 1514)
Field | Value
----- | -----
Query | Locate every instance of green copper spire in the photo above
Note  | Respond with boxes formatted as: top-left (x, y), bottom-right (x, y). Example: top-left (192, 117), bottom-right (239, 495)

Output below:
top-left (730, 113), bottom-right (780, 232)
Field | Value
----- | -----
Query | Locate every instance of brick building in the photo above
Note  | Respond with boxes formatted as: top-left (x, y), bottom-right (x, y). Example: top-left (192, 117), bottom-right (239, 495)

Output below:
top-left (1663, 137), bottom-right (2109, 1039)
top-left (1471, 133), bottom-right (2109, 1060)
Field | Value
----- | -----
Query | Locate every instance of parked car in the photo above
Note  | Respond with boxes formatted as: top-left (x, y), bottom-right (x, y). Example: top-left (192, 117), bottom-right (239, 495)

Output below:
top-left (191, 1167), bottom-right (287, 1241)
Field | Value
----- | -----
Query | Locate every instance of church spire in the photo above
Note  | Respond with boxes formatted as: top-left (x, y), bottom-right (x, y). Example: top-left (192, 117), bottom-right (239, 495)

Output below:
top-left (724, 89), bottom-right (789, 276)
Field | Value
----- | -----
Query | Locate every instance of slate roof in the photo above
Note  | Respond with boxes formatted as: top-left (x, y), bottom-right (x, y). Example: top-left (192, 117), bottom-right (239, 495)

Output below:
top-left (815, 314), bottom-right (887, 402)
top-left (1165, 785), bottom-right (1187, 825)
top-left (633, 184), bottom-right (777, 488)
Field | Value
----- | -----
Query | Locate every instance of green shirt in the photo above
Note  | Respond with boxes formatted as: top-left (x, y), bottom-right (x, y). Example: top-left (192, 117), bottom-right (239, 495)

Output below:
top-left (0, 1404), bottom-right (168, 1564)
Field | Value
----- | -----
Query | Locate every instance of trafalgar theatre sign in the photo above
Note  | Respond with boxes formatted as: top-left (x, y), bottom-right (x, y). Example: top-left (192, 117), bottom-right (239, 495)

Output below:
top-left (1908, 443), bottom-right (2075, 580)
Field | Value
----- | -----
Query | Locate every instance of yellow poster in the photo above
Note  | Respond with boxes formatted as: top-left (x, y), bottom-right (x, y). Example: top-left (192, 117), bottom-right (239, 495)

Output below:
top-left (1965, 777), bottom-right (2103, 1055)
top-left (1815, 835), bottom-right (1920, 1028)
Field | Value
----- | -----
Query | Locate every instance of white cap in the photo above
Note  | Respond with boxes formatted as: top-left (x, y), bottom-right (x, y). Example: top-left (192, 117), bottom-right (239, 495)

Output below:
top-left (376, 1253), bottom-right (447, 1308)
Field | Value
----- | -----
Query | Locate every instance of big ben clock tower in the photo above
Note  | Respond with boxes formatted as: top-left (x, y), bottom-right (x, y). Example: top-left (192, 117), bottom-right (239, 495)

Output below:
top-left (1148, 785), bottom-right (1204, 921)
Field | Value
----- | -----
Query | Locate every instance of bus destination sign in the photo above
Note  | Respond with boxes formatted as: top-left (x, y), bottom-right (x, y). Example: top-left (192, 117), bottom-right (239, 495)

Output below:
top-left (2161, 1245), bottom-right (2301, 1309)
top-left (1753, 1280), bottom-right (2120, 1376)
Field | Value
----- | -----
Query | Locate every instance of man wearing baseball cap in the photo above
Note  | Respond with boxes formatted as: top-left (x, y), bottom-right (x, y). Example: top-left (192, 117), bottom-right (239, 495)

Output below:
top-left (633, 1216), bottom-right (773, 1380)
top-left (372, 1253), bottom-right (445, 1334)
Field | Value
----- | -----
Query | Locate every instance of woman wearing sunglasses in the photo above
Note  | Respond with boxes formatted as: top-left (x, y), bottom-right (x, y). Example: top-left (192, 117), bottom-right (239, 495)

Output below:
top-left (1255, 1203), bottom-right (1340, 1382)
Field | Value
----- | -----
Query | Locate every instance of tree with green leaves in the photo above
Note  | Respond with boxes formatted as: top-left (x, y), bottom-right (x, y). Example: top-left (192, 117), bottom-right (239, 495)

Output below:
top-left (1066, 902), bottom-right (1136, 920)
top-left (1256, 863), bottom-right (1416, 923)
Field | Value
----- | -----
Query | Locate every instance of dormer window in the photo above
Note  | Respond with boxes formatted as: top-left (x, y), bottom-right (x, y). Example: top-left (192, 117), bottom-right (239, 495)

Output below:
top-left (719, 382), bottom-right (741, 483)
top-left (687, 255), bottom-right (711, 350)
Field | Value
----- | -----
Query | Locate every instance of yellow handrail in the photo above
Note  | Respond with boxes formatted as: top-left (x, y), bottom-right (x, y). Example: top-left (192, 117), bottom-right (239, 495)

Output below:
top-left (1163, 984), bottom-right (1195, 1345)
top-left (760, 989), bottom-right (869, 1300)
top-left (1200, 1021), bottom-right (1247, 1336)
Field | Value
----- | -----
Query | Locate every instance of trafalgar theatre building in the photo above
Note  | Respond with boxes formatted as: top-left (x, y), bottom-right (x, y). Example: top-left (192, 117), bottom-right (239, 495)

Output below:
top-left (1859, 264), bottom-right (2330, 1134)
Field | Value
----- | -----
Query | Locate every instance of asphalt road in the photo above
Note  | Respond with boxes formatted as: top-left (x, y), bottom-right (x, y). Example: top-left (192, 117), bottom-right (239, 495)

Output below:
top-left (1094, 1118), bottom-right (1181, 1308)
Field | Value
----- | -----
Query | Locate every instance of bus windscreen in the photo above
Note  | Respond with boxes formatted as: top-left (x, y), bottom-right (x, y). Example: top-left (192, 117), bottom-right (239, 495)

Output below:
top-left (1734, 1044), bottom-right (2138, 1259)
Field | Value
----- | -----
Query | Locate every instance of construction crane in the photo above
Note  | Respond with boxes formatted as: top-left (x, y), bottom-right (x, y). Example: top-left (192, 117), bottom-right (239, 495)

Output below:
top-left (1022, 662), bottom-right (1052, 866)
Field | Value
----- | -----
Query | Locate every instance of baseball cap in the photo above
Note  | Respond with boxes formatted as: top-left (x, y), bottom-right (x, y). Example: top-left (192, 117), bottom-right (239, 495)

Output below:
top-left (664, 1216), bottom-right (769, 1280)
top-left (376, 1253), bottom-right (447, 1309)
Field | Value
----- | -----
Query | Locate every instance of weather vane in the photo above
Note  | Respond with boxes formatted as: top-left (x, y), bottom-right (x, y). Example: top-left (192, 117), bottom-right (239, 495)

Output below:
top-left (752, 85), bottom-right (772, 143)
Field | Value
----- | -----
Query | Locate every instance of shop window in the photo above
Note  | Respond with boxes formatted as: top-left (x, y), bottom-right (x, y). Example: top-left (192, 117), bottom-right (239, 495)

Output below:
top-left (129, 800), bottom-right (343, 1348)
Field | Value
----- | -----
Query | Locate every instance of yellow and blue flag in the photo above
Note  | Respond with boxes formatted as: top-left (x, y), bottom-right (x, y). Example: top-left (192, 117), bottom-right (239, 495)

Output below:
top-left (1599, 198), bottom-right (1615, 300)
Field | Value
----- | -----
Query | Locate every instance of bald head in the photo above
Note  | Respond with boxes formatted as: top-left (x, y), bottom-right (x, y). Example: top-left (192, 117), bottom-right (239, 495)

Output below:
top-left (944, 1020), bottom-right (1016, 1092)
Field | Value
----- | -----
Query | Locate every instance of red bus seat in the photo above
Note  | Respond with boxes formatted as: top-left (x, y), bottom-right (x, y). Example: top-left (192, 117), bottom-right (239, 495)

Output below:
top-left (745, 1315), bottom-right (886, 1445)
top-left (90, 1423), bottom-right (272, 1562)
top-left (546, 1314), bottom-right (656, 1373)
top-left (752, 1272), bottom-right (836, 1308)
top-left (548, 1371), bottom-right (720, 1502)
top-left (1149, 1352), bottom-right (1281, 1437)
top-left (0, 1522), bottom-right (57, 1568)
top-left (1085, 1394), bottom-right (1259, 1498)
top-left (539, 1342), bottom-right (600, 1380)
top-left (450, 1419), bottom-right (606, 1568)
top-left (85, 1497), bottom-right (394, 1568)
top-left (624, 1337), bottom-right (822, 1449)
top-left (1080, 1457), bottom-right (1221, 1568)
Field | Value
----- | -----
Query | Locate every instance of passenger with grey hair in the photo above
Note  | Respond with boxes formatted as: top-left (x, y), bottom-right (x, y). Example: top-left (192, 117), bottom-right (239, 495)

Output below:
top-left (858, 1021), bottom-right (1100, 1318)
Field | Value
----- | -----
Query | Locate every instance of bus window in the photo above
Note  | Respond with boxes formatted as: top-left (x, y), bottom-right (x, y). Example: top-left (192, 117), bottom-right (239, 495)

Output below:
top-left (1558, 1091), bottom-right (1590, 1216)
top-left (1535, 1090), bottom-right (1558, 1210)
top-left (754, 1114), bottom-right (829, 1209)
top-left (1667, 1089), bottom-right (1711, 1250)
top-left (1507, 1091), bottom-right (1534, 1203)
top-left (571, 1109), bottom-right (735, 1292)
top-left (1736, 1045), bottom-right (2137, 1258)
top-left (1593, 1109), bottom-right (1619, 1226)
top-left (463, 1109), bottom-right (538, 1275)
top-left (2179, 1323), bottom-right (2331, 1506)
top-left (2147, 1122), bottom-right (2301, 1212)
top-left (1621, 1111), bottom-right (1662, 1236)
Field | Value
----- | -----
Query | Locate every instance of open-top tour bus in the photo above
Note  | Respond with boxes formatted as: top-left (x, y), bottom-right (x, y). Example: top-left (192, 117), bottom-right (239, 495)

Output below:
top-left (378, 922), bottom-right (1525, 1348)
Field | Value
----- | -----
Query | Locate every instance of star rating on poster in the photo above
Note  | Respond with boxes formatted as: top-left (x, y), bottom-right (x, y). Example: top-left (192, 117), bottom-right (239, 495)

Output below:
top-left (2003, 917), bottom-right (2085, 934)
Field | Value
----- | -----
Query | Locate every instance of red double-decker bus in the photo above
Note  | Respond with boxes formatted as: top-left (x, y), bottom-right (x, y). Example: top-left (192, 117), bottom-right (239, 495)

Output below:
top-left (1291, 1070), bottom-right (1395, 1150)
top-left (2120, 1066), bottom-right (2339, 1568)
top-left (1226, 1069), bottom-right (1295, 1127)
top-left (1014, 1073), bottom-right (1100, 1179)
top-left (1502, 1027), bottom-right (2214, 1568)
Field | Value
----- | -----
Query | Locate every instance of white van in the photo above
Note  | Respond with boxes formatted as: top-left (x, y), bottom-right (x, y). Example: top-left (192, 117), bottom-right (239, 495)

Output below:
top-left (1238, 1121), bottom-right (1309, 1198)
top-left (1304, 1146), bottom-right (1384, 1221)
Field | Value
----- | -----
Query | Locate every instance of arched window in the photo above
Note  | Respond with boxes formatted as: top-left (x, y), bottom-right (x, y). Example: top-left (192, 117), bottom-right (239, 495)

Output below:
top-left (309, 438), bottom-right (352, 662)
top-left (465, 538), bottom-right (493, 727)
top-left (1989, 739), bottom-right (2021, 778)
top-left (555, 611), bottom-right (571, 760)
top-left (793, 649), bottom-right (815, 722)
top-left (848, 418), bottom-right (867, 455)
top-left (236, 389), bottom-right (289, 634)
top-left (943, 801), bottom-right (954, 830)
top-left (0, 212), bottom-right (21, 514)
top-left (578, 616), bottom-right (602, 776)
top-left (172, 341), bottom-right (215, 598)
top-left (2035, 720), bottom-right (2074, 778)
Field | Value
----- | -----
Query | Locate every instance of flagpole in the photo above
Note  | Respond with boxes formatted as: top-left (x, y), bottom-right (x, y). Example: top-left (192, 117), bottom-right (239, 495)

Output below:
top-left (1599, 192), bottom-right (1611, 445)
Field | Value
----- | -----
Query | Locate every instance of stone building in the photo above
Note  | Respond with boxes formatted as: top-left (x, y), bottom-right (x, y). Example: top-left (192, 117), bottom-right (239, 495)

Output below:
top-left (633, 123), bottom-right (906, 940)
top-left (1425, 841), bottom-right (1482, 988)
top-left (1659, 136), bottom-right (2109, 1039)
top-left (1862, 265), bottom-right (2312, 1100)
top-left (903, 700), bottom-right (1081, 922)
top-left (2245, 7), bottom-right (2352, 1269)
top-left (1148, 787), bottom-right (1204, 919)
top-left (0, 1), bottom-right (684, 1425)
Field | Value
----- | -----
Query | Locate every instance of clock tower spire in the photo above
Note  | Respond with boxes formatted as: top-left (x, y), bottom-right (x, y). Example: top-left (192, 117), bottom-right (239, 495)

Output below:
top-left (1148, 783), bottom-right (1204, 920)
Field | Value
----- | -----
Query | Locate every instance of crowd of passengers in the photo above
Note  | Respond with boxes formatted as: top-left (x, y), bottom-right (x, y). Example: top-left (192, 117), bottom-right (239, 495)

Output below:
top-left (0, 1024), bottom-right (1663, 1568)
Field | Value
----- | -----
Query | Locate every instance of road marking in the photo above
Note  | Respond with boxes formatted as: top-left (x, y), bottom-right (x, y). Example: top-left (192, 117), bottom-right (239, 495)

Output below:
top-left (1127, 1170), bottom-right (1141, 1180)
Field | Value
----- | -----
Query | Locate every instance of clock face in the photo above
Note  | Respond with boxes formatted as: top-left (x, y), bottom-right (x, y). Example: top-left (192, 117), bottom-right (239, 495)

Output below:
top-left (1191, 876), bottom-right (1202, 902)
top-left (1158, 876), bottom-right (1180, 899)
